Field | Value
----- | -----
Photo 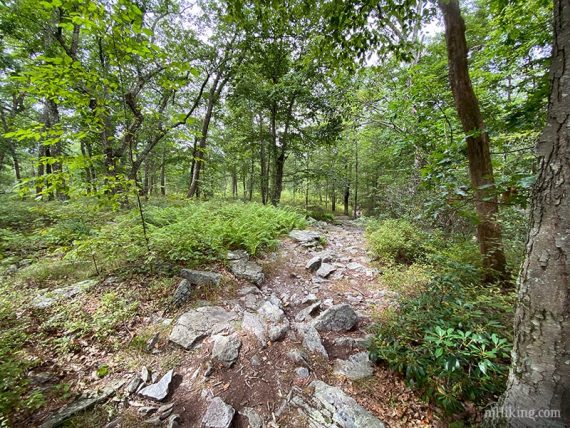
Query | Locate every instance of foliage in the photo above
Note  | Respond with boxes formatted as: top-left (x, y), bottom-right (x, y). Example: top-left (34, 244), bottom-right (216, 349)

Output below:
top-left (367, 219), bottom-right (428, 264)
top-left (68, 200), bottom-right (305, 273)
top-left (370, 255), bottom-right (514, 414)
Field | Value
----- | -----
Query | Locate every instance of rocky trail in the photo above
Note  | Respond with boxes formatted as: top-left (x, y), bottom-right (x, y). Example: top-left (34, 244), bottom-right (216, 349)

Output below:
top-left (40, 219), bottom-right (435, 428)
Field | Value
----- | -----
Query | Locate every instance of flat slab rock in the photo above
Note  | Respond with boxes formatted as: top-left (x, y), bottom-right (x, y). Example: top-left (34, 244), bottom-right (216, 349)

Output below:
top-left (169, 306), bottom-right (236, 349)
top-left (138, 369), bottom-right (174, 401)
top-left (333, 352), bottom-right (374, 380)
top-left (180, 269), bottom-right (222, 287)
top-left (316, 263), bottom-right (336, 278)
top-left (211, 333), bottom-right (242, 367)
top-left (291, 380), bottom-right (385, 428)
top-left (229, 258), bottom-right (265, 285)
top-left (32, 279), bottom-right (98, 309)
top-left (202, 397), bottom-right (235, 428)
top-left (289, 230), bottom-right (322, 245)
top-left (313, 304), bottom-right (358, 332)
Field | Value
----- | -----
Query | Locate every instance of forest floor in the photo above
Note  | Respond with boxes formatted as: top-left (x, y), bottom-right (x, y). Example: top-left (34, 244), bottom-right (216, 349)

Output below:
top-left (18, 217), bottom-right (440, 427)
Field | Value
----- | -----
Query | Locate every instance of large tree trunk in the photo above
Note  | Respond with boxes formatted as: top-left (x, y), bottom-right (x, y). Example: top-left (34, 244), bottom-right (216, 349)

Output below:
top-left (439, 0), bottom-right (508, 283)
top-left (498, 1), bottom-right (570, 426)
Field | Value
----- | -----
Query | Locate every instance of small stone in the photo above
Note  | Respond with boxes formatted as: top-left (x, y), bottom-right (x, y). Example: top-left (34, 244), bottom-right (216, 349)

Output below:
top-left (301, 293), bottom-right (319, 305)
top-left (126, 376), bottom-right (142, 394)
top-left (240, 407), bottom-right (263, 428)
top-left (228, 250), bottom-right (249, 261)
top-left (268, 322), bottom-right (289, 342)
top-left (166, 414), bottom-right (181, 428)
top-left (287, 349), bottom-right (310, 367)
top-left (146, 333), bottom-right (159, 352)
top-left (211, 333), bottom-right (242, 367)
top-left (316, 263), bottom-right (336, 278)
top-left (141, 367), bottom-right (150, 383)
top-left (313, 304), bottom-right (358, 332)
top-left (204, 362), bottom-right (214, 377)
top-left (251, 355), bottom-right (261, 367)
top-left (158, 403), bottom-right (175, 415)
top-left (305, 256), bottom-right (322, 272)
top-left (202, 397), bottom-right (235, 428)
top-left (138, 406), bottom-right (158, 415)
top-left (295, 367), bottom-right (310, 379)
top-left (294, 301), bottom-right (321, 322)
top-left (138, 369), bottom-right (173, 401)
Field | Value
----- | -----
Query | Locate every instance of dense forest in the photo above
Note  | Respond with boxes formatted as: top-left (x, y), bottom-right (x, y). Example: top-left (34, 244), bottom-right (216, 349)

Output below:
top-left (0, 0), bottom-right (568, 427)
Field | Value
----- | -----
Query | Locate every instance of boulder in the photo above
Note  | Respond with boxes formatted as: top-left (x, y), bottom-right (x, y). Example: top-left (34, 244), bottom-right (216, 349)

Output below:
top-left (180, 269), bottom-right (222, 287)
top-left (313, 304), bottom-right (357, 332)
top-left (138, 369), bottom-right (173, 401)
top-left (211, 333), bottom-right (242, 367)
top-left (202, 397), bottom-right (235, 428)
top-left (333, 352), bottom-right (374, 380)
top-left (169, 306), bottom-right (236, 350)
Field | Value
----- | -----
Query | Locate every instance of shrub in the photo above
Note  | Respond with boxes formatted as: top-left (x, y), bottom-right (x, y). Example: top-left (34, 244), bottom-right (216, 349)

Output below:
top-left (367, 219), bottom-right (427, 264)
top-left (370, 262), bottom-right (514, 414)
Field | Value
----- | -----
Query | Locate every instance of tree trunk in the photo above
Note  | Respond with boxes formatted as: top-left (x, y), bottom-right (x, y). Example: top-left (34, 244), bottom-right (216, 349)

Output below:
top-left (160, 149), bottom-right (166, 196)
top-left (498, 1), bottom-right (570, 426)
top-left (439, 0), bottom-right (508, 283)
top-left (188, 79), bottom-right (218, 198)
top-left (10, 147), bottom-right (21, 181)
top-left (259, 115), bottom-right (269, 204)
top-left (271, 149), bottom-right (285, 205)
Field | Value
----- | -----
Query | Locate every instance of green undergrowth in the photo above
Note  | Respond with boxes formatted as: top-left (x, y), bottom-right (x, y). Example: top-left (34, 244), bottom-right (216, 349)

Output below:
top-left (0, 196), bottom-right (306, 424)
top-left (367, 218), bottom-right (515, 416)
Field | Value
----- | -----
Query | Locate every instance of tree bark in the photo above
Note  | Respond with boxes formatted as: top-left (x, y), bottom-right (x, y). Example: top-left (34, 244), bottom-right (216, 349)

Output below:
top-left (439, 0), bottom-right (508, 283)
top-left (498, 1), bottom-right (570, 426)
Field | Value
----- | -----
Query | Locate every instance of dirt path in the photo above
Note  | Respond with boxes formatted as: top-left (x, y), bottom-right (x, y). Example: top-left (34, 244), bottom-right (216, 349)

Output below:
top-left (63, 220), bottom-right (437, 428)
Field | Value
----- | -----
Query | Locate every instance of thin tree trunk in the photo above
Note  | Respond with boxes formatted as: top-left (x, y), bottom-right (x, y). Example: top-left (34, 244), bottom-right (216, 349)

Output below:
top-left (160, 149), bottom-right (166, 196)
top-left (498, 1), bottom-right (570, 425)
top-left (353, 140), bottom-right (359, 217)
top-left (10, 148), bottom-right (21, 181)
top-left (439, 0), bottom-right (508, 283)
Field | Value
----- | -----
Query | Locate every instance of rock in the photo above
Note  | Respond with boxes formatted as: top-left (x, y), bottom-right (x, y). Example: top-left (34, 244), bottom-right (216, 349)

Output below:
top-left (138, 369), bottom-right (173, 401)
top-left (240, 407), bottom-right (263, 428)
top-left (258, 301), bottom-right (283, 322)
top-left (302, 293), bottom-right (319, 305)
top-left (39, 379), bottom-right (124, 428)
top-left (238, 286), bottom-right (261, 296)
top-left (144, 415), bottom-right (163, 426)
top-left (316, 263), bottom-right (336, 278)
top-left (251, 355), bottom-right (261, 367)
top-left (32, 279), bottom-right (98, 309)
top-left (229, 259), bottom-right (264, 285)
top-left (126, 375), bottom-right (142, 394)
top-left (287, 349), bottom-right (310, 367)
top-left (180, 269), bottom-right (222, 287)
top-left (346, 262), bottom-right (365, 271)
top-left (5, 264), bottom-right (17, 275)
top-left (211, 333), bottom-right (242, 367)
top-left (296, 367), bottom-right (310, 379)
top-left (167, 414), bottom-right (181, 428)
top-left (138, 406), bottom-right (158, 415)
top-left (146, 333), bottom-right (159, 352)
top-left (305, 256), bottom-right (322, 272)
top-left (158, 403), bottom-right (175, 417)
top-left (169, 306), bottom-right (236, 349)
top-left (291, 380), bottom-right (385, 428)
top-left (202, 397), bottom-right (235, 428)
top-left (267, 322), bottom-right (290, 341)
top-left (313, 304), bottom-right (357, 332)
top-left (297, 324), bottom-right (328, 358)
top-left (242, 312), bottom-right (267, 347)
top-left (289, 230), bottom-right (322, 246)
top-left (141, 367), bottom-right (151, 383)
top-left (295, 301), bottom-right (321, 322)
top-left (228, 250), bottom-right (249, 261)
top-left (333, 352), bottom-right (374, 380)
top-left (172, 279), bottom-right (192, 306)
top-left (333, 335), bottom-right (371, 349)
